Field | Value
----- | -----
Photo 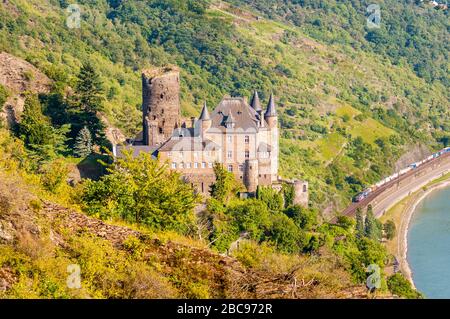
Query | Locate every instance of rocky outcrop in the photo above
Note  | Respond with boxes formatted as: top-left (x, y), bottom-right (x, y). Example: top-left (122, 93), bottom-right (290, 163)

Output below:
top-left (0, 52), bottom-right (52, 125)
top-left (394, 143), bottom-right (430, 171)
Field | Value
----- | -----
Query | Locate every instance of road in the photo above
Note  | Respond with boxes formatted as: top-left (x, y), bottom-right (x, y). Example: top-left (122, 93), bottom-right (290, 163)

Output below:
top-left (341, 152), bottom-right (450, 218)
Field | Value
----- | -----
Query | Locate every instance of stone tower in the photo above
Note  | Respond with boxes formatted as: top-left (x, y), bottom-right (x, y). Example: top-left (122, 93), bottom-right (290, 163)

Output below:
top-left (293, 180), bottom-right (309, 207)
top-left (244, 159), bottom-right (259, 193)
top-left (142, 66), bottom-right (181, 146)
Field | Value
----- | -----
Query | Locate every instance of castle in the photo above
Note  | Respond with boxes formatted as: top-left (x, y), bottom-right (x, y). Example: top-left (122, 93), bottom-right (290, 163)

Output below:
top-left (115, 66), bottom-right (308, 206)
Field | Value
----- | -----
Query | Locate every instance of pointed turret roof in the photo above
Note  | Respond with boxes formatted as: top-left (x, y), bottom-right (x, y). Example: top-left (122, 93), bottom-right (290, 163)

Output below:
top-left (265, 93), bottom-right (277, 117)
top-left (199, 101), bottom-right (210, 121)
top-left (250, 90), bottom-right (262, 112)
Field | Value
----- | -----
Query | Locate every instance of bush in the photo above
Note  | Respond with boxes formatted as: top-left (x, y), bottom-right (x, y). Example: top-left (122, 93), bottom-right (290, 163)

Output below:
top-left (265, 213), bottom-right (305, 254)
top-left (80, 150), bottom-right (199, 234)
top-left (387, 274), bottom-right (422, 299)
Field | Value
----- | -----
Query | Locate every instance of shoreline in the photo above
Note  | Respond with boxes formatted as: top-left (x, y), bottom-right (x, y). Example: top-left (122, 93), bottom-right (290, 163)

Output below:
top-left (397, 180), bottom-right (450, 289)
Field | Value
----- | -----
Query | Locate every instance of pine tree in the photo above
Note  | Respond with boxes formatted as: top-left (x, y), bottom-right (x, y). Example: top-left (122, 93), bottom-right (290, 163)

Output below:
top-left (364, 205), bottom-right (382, 240)
top-left (71, 62), bottom-right (106, 146)
top-left (355, 207), bottom-right (364, 238)
top-left (74, 126), bottom-right (92, 158)
top-left (18, 94), bottom-right (53, 146)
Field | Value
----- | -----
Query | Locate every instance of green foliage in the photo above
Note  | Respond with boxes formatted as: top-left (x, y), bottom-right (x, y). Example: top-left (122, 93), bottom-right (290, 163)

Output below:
top-left (355, 208), bottom-right (364, 238)
top-left (210, 163), bottom-right (243, 203)
top-left (265, 213), bottom-right (305, 253)
top-left (284, 205), bottom-right (318, 231)
top-left (226, 199), bottom-right (272, 241)
top-left (74, 126), bottom-right (93, 158)
top-left (282, 183), bottom-right (295, 208)
top-left (256, 186), bottom-right (283, 211)
top-left (17, 94), bottom-right (70, 163)
top-left (383, 220), bottom-right (396, 241)
top-left (364, 205), bottom-right (382, 241)
top-left (79, 150), bottom-right (200, 234)
top-left (39, 158), bottom-right (69, 194)
top-left (336, 215), bottom-right (355, 231)
top-left (0, 84), bottom-right (8, 106)
top-left (387, 273), bottom-right (423, 299)
top-left (70, 63), bottom-right (107, 147)
top-left (346, 237), bottom-right (388, 283)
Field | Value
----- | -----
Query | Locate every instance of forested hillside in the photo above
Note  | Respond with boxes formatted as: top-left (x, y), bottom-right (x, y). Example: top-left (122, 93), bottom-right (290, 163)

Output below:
top-left (0, 0), bottom-right (439, 299)
top-left (0, 0), bottom-right (448, 210)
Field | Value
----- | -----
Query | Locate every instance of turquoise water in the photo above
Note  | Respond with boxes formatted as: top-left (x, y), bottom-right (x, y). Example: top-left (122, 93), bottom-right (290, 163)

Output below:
top-left (407, 186), bottom-right (450, 299)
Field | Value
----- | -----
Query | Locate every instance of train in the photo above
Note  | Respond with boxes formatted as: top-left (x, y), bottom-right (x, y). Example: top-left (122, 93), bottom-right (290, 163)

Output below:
top-left (353, 146), bottom-right (450, 202)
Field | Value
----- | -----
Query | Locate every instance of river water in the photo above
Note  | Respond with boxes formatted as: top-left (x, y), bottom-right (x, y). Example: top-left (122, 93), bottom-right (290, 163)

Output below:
top-left (407, 186), bottom-right (450, 298)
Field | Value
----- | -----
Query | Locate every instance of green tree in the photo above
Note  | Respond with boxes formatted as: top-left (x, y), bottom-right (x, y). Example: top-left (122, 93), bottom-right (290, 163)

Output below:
top-left (80, 150), bottom-right (200, 234)
top-left (210, 163), bottom-right (243, 203)
top-left (284, 205), bottom-right (317, 231)
top-left (364, 205), bottom-right (382, 241)
top-left (17, 94), bottom-right (70, 162)
top-left (265, 213), bottom-right (304, 253)
top-left (226, 199), bottom-right (271, 241)
top-left (383, 220), bottom-right (396, 240)
top-left (387, 274), bottom-right (422, 299)
top-left (74, 126), bottom-right (93, 158)
top-left (256, 186), bottom-right (283, 211)
top-left (355, 208), bottom-right (364, 238)
top-left (71, 63), bottom-right (106, 146)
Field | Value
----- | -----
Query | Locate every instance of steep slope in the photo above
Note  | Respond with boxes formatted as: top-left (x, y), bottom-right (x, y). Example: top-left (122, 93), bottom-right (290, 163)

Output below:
top-left (0, 170), bottom-right (369, 299)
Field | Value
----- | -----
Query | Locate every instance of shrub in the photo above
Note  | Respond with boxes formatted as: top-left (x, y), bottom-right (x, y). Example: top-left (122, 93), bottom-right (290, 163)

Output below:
top-left (387, 274), bottom-right (422, 299)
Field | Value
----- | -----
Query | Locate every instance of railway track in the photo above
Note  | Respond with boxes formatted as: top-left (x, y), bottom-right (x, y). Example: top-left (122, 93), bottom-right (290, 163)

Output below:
top-left (341, 151), bottom-right (450, 218)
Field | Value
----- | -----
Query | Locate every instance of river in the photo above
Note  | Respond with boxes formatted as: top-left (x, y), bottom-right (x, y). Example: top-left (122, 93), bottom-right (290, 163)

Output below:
top-left (407, 186), bottom-right (450, 298)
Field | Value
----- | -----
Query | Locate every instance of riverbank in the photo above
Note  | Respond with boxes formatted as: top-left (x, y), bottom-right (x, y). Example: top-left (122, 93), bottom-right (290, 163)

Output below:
top-left (380, 173), bottom-right (450, 289)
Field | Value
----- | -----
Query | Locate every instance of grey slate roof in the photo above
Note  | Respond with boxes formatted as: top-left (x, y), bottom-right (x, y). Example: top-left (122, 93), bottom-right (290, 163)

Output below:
top-left (157, 137), bottom-right (220, 152)
top-left (115, 145), bottom-right (158, 158)
top-left (209, 97), bottom-right (260, 132)
top-left (199, 102), bottom-right (210, 121)
top-left (265, 93), bottom-right (277, 117)
top-left (250, 91), bottom-right (262, 112)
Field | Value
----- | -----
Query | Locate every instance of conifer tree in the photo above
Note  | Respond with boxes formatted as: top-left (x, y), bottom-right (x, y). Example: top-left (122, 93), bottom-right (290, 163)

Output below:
top-left (355, 207), bottom-right (364, 238)
top-left (71, 62), bottom-right (106, 146)
top-left (364, 205), bottom-right (382, 240)
top-left (74, 126), bottom-right (92, 158)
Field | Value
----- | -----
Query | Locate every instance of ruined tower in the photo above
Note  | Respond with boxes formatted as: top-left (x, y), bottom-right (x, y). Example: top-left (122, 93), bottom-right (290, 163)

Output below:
top-left (142, 66), bottom-right (181, 146)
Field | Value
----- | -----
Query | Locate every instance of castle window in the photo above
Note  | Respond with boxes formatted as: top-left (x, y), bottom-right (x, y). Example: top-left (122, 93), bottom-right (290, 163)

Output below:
top-left (239, 164), bottom-right (244, 172)
top-left (303, 185), bottom-right (307, 192)
top-left (245, 151), bottom-right (250, 159)
top-left (159, 127), bottom-right (163, 134)
top-left (171, 162), bottom-right (177, 169)
top-left (227, 165), bottom-right (233, 172)
top-left (201, 162), bottom-right (206, 169)
top-left (186, 162), bottom-right (192, 169)
top-left (227, 151), bottom-right (232, 159)
top-left (194, 162), bottom-right (199, 168)
top-left (179, 162), bottom-right (184, 169)
top-left (245, 135), bottom-right (249, 144)
top-left (208, 162), bottom-right (213, 168)
top-left (227, 135), bottom-right (232, 143)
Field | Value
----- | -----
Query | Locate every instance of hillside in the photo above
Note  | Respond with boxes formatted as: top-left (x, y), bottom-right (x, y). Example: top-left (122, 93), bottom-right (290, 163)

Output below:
top-left (0, 163), bottom-right (369, 299)
top-left (0, 0), bottom-right (450, 212)
top-left (1, 0), bottom-right (448, 211)
top-left (0, 0), bottom-right (445, 299)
